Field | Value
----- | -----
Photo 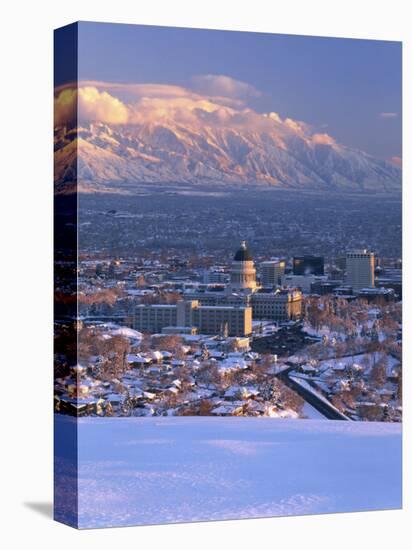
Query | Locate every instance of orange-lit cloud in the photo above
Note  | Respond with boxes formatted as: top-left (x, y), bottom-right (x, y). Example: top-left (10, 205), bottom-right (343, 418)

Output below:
top-left (54, 86), bottom-right (130, 125)
top-left (390, 156), bottom-right (402, 166)
top-left (79, 87), bottom-right (129, 124)
top-left (311, 132), bottom-right (337, 146)
top-left (54, 78), bottom-right (340, 151)
top-left (284, 118), bottom-right (310, 135)
top-left (379, 112), bottom-right (398, 119)
top-left (54, 81), bottom-right (226, 126)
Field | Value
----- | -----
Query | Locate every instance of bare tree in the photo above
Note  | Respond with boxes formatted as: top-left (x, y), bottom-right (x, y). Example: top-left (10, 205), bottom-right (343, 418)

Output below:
top-left (370, 356), bottom-right (388, 388)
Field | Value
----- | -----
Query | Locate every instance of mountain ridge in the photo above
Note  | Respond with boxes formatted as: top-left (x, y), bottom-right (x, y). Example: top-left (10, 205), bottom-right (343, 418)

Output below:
top-left (54, 120), bottom-right (401, 194)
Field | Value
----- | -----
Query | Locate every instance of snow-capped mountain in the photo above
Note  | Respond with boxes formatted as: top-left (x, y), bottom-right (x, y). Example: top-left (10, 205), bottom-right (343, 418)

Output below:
top-left (54, 117), bottom-right (401, 194)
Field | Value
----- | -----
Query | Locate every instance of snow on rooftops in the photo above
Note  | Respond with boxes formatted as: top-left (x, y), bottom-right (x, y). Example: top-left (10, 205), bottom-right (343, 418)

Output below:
top-left (211, 404), bottom-right (243, 415)
top-left (223, 386), bottom-right (242, 398)
top-left (264, 406), bottom-right (300, 419)
top-left (332, 362), bottom-right (347, 371)
top-left (110, 327), bottom-right (143, 342)
top-left (127, 353), bottom-right (151, 364)
top-left (241, 386), bottom-right (260, 398)
top-left (127, 289), bottom-right (155, 296)
top-left (218, 357), bottom-right (248, 372)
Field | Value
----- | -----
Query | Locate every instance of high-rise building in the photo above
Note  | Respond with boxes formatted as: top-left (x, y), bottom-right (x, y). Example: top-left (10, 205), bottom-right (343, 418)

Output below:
top-left (293, 255), bottom-right (324, 276)
top-left (260, 260), bottom-right (286, 287)
top-left (230, 241), bottom-right (257, 291)
top-left (346, 250), bottom-right (375, 292)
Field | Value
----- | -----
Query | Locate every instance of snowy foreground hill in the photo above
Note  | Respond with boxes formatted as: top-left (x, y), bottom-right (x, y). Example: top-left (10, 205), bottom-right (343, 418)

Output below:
top-left (55, 416), bottom-right (402, 528)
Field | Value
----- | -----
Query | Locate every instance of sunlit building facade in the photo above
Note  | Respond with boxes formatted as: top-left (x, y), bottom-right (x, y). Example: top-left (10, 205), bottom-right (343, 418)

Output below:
top-left (133, 300), bottom-right (252, 337)
top-left (260, 260), bottom-right (286, 287)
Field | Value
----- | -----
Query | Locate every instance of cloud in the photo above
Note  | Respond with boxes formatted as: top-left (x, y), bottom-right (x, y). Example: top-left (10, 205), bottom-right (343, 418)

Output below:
top-left (265, 112), bottom-right (282, 123)
top-left (284, 118), bottom-right (310, 135)
top-left (389, 156), bottom-right (402, 166)
top-left (379, 112), bottom-right (398, 119)
top-left (311, 132), bottom-right (337, 146)
top-left (79, 87), bottom-right (129, 124)
top-left (54, 86), bottom-right (130, 125)
top-left (191, 74), bottom-right (261, 100)
top-left (55, 81), bottom-right (226, 126)
top-left (54, 78), bottom-right (337, 152)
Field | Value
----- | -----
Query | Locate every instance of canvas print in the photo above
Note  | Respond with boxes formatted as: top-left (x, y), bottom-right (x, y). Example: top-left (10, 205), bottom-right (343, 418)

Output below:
top-left (54, 22), bottom-right (402, 528)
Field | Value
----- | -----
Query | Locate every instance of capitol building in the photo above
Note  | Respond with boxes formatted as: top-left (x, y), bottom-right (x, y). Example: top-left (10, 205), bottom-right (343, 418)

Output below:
top-left (230, 240), bottom-right (258, 291)
top-left (184, 241), bottom-right (302, 324)
top-left (133, 242), bottom-right (302, 338)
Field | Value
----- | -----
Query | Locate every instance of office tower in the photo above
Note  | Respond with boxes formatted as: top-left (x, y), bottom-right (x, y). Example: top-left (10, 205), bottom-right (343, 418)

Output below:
top-left (346, 250), bottom-right (375, 292)
top-left (261, 260), bottom-right (286, 287)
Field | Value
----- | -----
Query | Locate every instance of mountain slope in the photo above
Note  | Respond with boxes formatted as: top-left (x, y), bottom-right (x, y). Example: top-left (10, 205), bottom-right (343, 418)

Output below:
top-left (54, 120), bottom-right (401, 193)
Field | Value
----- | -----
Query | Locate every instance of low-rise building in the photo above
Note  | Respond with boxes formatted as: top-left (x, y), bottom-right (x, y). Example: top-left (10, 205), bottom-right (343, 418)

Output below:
top-left (133, 300), bottom-right (252, 337)
top-left (133, 304), bottom-right (177, 334)
top-left (251, 288), bottom-right (302, 322)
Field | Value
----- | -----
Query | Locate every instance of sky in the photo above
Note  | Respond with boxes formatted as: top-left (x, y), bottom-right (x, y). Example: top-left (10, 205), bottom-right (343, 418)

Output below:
top-left (56, 21), bottom-right (402, 160)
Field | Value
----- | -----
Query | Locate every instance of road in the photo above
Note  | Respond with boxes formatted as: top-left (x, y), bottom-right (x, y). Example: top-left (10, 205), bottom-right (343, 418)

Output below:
top-left (277, 364), bottom-right (350, 421)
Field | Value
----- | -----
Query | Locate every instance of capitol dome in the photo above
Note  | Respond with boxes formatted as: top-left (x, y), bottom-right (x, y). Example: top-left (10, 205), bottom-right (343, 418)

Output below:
top-left (230, 241), bottom-right (257, 291)
top-left (234, 241), bottom-right (253, 262)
